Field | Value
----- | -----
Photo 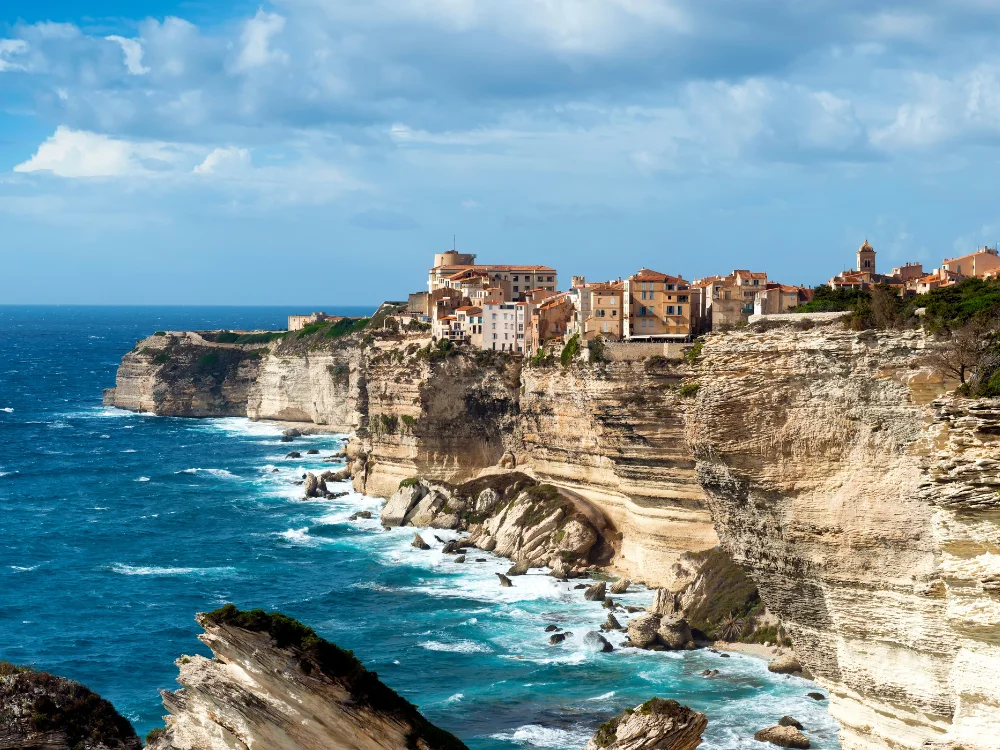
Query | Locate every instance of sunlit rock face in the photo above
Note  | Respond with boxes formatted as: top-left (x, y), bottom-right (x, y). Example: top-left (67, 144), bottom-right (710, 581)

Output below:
top-left (686, 323), bottom-right (1000, 750)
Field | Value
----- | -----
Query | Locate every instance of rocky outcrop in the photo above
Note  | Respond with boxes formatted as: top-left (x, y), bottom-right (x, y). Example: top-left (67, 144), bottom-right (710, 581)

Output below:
top-left (0, 662), bottom-right (140, 750)
top-left (103, 332), bottom-right (262, 416)
top-left (380, 474), bottom-right (610, 571)
top-left (753, 724), bottom-right (810, 749)
top-left (687, 323), bottom-right (1000, 750)
top-left (585, 698), bottom-right (706, 750)
top-left (147, 605), bottom-right (466, 750)
top-left (519, 361), bottom-right (717, 587)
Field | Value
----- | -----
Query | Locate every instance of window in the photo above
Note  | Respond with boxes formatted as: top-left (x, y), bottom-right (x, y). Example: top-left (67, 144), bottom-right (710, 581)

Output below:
top-left (611, 310), bottom-right (617, 317)
top-left (547, 276), bottom-right (553, 282)
top-left (666, 284), bottom-right (675, 291)
top-left (492, 313), bottom-right (497, 320)
top-left (753, 279), bottom-right (759, 285)
top-left (641, 291), bottom-right (647, 301)
top-left (513, 276), bottom-right (519, 281)
top-left (665, 305), bottom-right (675, 315)
top-left (513, 286), bottom-right (519, 292)
top-left (677, 305), bottom-right (683, 315)
top-left (679, 295), bottom-right (688, 303)
top-left (493, 333), bottom-right (497, 339)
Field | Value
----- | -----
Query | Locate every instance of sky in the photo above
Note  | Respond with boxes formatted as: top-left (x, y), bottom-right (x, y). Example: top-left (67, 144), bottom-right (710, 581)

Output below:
top-left (4, 1), bottom-right (1000, 305)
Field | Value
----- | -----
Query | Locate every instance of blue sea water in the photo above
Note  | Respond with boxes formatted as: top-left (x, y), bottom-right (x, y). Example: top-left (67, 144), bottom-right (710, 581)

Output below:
top-left (0, 306), bottom-right (841, 749)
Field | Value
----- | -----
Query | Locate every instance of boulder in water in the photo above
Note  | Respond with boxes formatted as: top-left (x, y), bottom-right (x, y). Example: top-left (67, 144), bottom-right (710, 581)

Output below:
top-left (806, 692), bottom-right (825, 701)
top-left (285, 451), bottom-right (301, 459)
top-left (584, 631), bottom-right (614, 653)
top-left (609, 578), bottom-right (631, 595)
top-left (657, 616), bottom-right (695, 650)
top-left (549, 633), bottom-right (567, 645)
top-left (507, 560), bottom-right (530, 576)
top-left (348, 510), bottom-right (372, 521)
top-left (496, 573), bottom-right (513, 588)
top-left (779, 717), bottom-right (803, 730)
top-left (411, 533), bottom-right (431, 550)
top-left (584, 581), bottom-right (606, 601)
top-left (627, 613), bottom-right (662, 649)
top-left (768, 654), bottom-right (803, 675)
top-left (584, 698), bottom-right (707, 750)
top-left (453, 555), bottom-right (466, 563)
top-left (601, 613), bottom-right (622, 631)
top-left (753, 725), bottom-right (810, 748)
top-left (544, 624), bottom-right (560, 632)
top-left (306, 448), bottom-right (319, 455)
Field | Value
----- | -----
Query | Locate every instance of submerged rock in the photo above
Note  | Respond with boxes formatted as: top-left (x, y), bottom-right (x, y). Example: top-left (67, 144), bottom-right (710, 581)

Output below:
top-left (306, 448), bottom-right (319, 455)
top-left (349, 510), bottom-right (373, 521)
top-left (453, 555), bottom-right (466, 563)
top-left (753, 724), bottom-right (810, 748)
top-left (0, 663), bottom-right (141, 750)
top-left (507, 560), bottom-right (531, 576)
top-left (584, 631), bottom-right (614, 653)
top-left (146, 605), bottom-right (468, 750)
top-left (544, 624), bottom-right (560, 632)
top-left (411, 533), bottom-right (431, 550)
top-left (778, 717), bottom-right (803, 729)
top-left (585, 697), bottom-right (706, 750)
top-left (285, 451), bottom-right (301, 459)
top-left (806, 692), bottom-right (825, 701)
top-left (549, 633), bottom-right (567, 645)
top-left (496, 573), bottom-right (513, 588)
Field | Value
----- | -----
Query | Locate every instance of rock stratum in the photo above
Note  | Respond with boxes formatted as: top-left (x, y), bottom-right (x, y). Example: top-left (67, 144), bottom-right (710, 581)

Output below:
top-left (146, 605), bottom-right (467, 750)
top-left (105, 320), bottom-right (1000, 749)
top-left (688, 325), bottom-right (1000, 750)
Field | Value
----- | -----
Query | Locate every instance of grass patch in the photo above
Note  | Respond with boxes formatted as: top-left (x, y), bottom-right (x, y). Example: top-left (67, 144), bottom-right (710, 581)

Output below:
top-left (560, 334), bottom-right (580, 367)
top-left (399, 477), bottom-right (421, 489)
top-left (683, 339), bottom-right (704, 365)
top-left (679, 382), bottom-right (700, 398)
top-left (153, 353), bottom-right (170, 365)
top-left (153, 331), bottom-right (166, 337)
top-left (196, 352), bottom-right (219, 368)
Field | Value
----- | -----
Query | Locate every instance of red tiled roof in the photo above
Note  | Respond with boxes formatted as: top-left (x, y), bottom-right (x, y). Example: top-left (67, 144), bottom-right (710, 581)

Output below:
top-left (435, 264), bottom-right (557, 272)
top-left (631, 269), bottom-right (687, 284)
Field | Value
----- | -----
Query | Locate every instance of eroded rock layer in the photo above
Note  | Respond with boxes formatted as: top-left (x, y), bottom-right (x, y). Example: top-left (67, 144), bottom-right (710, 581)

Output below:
top-left (686, 324), bottom-right (1000, 750)
top-left (519, 361), bottom-right (716, 586)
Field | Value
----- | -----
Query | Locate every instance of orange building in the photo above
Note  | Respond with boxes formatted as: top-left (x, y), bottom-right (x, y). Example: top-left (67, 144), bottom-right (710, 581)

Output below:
top-left (623, 269), bottom-right (703, 340)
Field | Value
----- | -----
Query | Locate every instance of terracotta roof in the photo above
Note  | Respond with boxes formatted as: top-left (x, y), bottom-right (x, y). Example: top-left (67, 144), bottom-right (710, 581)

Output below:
top-left (630, 268), bottom-right (687, 284)
top-left (943, 247), bottom-right (1000, 264)
top-left (733, 270), bottom-right (767, 280)
top-left (455, 306), bottom-right (481, 312)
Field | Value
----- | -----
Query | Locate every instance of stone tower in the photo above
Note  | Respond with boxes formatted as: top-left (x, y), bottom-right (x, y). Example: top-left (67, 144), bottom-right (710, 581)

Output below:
top-left (857, 240), bottom-right (876, 275)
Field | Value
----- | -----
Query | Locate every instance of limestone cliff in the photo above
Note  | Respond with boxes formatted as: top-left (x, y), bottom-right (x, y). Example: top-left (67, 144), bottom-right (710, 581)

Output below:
top-left (353, 348), bottom-right (521, 498)
top-left (519, 360), bottom-right (716, 587)
top-left (148, 605), bottom-right (466, 750)
top-left (103, 333), bottom-right (262, 417)
top-left (687, 322), bottom-right (1000, 750)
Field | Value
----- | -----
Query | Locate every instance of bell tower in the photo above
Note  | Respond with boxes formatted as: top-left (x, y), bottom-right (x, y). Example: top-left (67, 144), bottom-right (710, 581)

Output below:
top-left (857, 240), bottom-right (876, 276)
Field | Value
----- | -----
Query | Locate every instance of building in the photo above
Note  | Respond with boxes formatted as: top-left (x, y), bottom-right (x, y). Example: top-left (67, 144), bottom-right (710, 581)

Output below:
top-left (912, 267), bottom-right (966, 295)
top-left (483, 301), bottom-right (532, 353)
top-left (941, 247), bottom-right (1000, 279)
top-left (427, 249), bottom-right (558, 299)
top-left (455, 306), bottom-right (484, 347)
top-left (570, 277), bottom-right (625, 341)
top-left (529, 294), bottom-right (575, 352)
top-left (828, 240), bottom-right (909, 293)
top-left (694, 270), bottom-right (768, 328)
top-left (623, 269), bottom-right (703, 340)
top-left (288, 312), bottom-right (337, 331)
top-left (753, 283), bottom-right (812, 316)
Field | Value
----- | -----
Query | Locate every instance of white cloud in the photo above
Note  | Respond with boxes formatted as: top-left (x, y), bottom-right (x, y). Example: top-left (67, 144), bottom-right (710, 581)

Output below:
top-left (14, 127), bottom-right (185, 178)
top-left (233, 9), bottom-right (288, 72)
top-left (461, 198), bottom-right (481, 209)
top-left (0, 39), bottom-right (28, 72)
top-left (106, 35), bottom-right (150, 75)
top-left (194, 147), bottom-right (251, 174)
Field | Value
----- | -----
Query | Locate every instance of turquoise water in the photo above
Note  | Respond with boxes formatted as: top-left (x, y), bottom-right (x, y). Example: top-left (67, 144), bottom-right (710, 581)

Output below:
top-left (0, 306), bottom-right (840, 749)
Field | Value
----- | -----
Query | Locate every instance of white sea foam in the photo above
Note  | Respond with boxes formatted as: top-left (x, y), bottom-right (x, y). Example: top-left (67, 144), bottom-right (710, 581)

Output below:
top-left (588, 691), bottom-right (615, 701)
top-left (123, 449), bottom-right (137, 453)
top-left (419, 640), bottom-right (492, 654)
top-left (177, 468), bottom-right (237, 479)
top-left (10, 565), bottom-right (40, 572)
top-left (0, 407), bottom-right (13, 413)
top-left (92, 507), bottom-right (109, 511)
top-left (136, 477), bottom-right (150, 482)
top-left (278, 527), bottom-right (320, 546)
top-left (491, 725), bottom-right (592, 748)
top-left (445, 693), bottom-right (464, 703)
top-left (108, 564), bottom-right (236, 577)
top-left (0, 471), bottom-right (16, 477)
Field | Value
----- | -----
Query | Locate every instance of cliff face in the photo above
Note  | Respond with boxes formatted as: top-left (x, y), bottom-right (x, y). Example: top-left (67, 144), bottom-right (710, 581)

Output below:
top-left (519, 361), bottom-right (716, 586)
top-left (245, 340), bottom-right (362, 430)
top-left (354, 349), bottom-right (521, 498)
top-left (104, 333), bottom-right (262, 417)
top-left (149, 606), bottom-right (466, 750)
top-left (687, 323), bottom-right (1000, 750)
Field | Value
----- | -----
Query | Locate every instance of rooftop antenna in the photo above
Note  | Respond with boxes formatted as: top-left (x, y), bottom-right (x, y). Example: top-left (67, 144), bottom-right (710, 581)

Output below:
top-left (453, 234), bottom-right (456, 251)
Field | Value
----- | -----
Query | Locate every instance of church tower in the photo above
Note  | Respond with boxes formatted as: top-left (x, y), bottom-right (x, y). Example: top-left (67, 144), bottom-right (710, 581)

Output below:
top-left (857, 240), bottom-right (876, 277)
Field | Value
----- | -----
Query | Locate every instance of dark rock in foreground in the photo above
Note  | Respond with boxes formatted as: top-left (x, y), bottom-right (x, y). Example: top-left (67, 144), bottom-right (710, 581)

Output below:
top-left (146, 604), bottom-right (467, 750)
top-left (585, 697), bottom-right (706, 750)
top-left (0, 662), bottom-right (141, 750)
top-left (753, 724), bottom-right (810, 748)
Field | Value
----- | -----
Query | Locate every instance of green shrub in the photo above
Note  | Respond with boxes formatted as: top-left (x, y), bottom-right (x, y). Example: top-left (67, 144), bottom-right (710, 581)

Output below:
top-left (683, 339), bottom-right (704, 365)
top-left (378, 414), bottom-right (399, 434)
top-left (324, 317), bottom-right (370, 339)
top-left (401, 415), bottom-right (416, 428)
top-left (214, 331), bottom-right (240, 343)
top-left (530, 347), bottom-right (554, 367)
top-left (153, 353), bottom-right (170, 365)
top-left (146, 727), bottom-right (167, 744)
top-left (644, 354), bottom-right (670, 372)
top-left (153, 331), bottom-right (166, 337)
top-left (399, 477), bottom-right (421, 489)
top-left (197, 352), bottom-right (219, 368)
top-left (588, 337), bottom-right (609, 364)
top-left (560, 334), bottom-right (580, 367)
top-left (679, 382), bottom-right (700, 398)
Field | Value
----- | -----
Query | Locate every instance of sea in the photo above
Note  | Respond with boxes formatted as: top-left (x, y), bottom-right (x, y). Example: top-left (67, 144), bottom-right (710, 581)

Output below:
top-left (0, 306), bottom-right (841, 749)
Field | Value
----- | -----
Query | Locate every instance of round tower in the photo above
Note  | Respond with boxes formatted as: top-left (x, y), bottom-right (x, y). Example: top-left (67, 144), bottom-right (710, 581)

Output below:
top-left (433, 249), bottom-right (477, 268)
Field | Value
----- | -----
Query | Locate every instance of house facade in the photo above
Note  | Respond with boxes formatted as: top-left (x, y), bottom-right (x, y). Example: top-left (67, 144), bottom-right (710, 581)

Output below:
top-left (623, 269), bottom-right (702, 340)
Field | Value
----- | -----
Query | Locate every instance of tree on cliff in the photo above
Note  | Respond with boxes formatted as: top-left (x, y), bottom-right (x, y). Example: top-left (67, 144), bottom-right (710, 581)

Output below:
top-left (928, 311), bottom-right (1000, 393)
